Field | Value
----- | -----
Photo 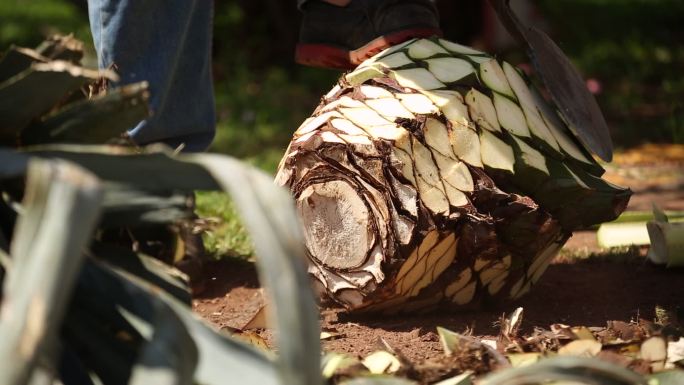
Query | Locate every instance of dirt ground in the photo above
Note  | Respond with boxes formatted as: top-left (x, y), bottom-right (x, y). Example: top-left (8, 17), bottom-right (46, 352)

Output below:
top-left (193, 144), bottom-right (684, 363)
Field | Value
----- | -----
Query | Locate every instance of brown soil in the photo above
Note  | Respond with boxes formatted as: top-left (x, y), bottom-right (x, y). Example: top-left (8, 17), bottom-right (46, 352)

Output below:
top-left (193, 144), bottom-right (684, 363)
top-left (193, 256), bottom-right (684, 363)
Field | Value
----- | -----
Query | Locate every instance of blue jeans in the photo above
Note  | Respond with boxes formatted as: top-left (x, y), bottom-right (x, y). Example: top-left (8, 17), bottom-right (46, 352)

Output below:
top-left (87, 0), bottom-right (216, 152)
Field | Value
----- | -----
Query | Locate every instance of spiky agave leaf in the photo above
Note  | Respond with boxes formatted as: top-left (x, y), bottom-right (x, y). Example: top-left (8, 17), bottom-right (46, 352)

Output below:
top-left (277, 37), bottom-right (630, 312)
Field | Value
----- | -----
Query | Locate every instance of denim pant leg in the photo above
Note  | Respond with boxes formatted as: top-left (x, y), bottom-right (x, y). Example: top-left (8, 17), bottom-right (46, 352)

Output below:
top-left (88, 0), bottom-right (216, 152)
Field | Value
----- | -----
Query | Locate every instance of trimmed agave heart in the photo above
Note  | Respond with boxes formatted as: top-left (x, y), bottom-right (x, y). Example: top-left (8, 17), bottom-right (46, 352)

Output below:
top-left (276, 37), bottom-right (630, 313)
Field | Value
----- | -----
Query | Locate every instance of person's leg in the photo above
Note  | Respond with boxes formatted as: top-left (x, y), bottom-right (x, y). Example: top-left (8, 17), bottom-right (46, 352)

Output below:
top-left (87, 0), bottom-right (215, 152)
top-left (296, 0), bottom-right (442, 69)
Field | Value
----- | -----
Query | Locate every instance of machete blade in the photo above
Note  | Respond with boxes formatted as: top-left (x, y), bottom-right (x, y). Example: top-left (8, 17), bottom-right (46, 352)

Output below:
top-left (488, 0), bottom-right (614, 161)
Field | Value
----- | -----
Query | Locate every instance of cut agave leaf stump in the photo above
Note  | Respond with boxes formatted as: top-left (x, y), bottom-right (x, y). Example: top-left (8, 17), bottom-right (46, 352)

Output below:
top-left (276, 37), bottom-right (631, 313)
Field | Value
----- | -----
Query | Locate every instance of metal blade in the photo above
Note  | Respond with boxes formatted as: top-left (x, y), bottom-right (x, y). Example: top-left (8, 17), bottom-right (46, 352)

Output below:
top-left (487, 0), bottom-right (614, 161)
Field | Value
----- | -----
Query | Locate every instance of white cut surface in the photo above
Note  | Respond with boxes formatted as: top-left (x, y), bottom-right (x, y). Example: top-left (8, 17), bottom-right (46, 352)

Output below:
top-left (324, 84), bottom-right (342, 100)
top-left (366, 98), bottom-right (416, 119)
top-left (322, 96), bottom-right (366, 112)
top-left (389, 173), bottom-right (418, 217)
top-left (338, 134), bottom-right (372, 145)
top-left (424, 118), bottom-right (454, 157)
top-left (360, 85), bottom-right (394, 99)
top-left (298, 181), bottom-right (373, 269)
top-left (445, 268), bottom-right (472, 297)
top-left (493, 93), bottom-right (531, 137)
top-left (346, 65), bottom-right (385, 85)
top-left (409, 234), bottom-right (458, 297)
top-left (420, 89), bottom-right (464, 105)
top-left (422, 90), bottom-right (470, 127)
top-left (443, 183), bottom-right (469, 207)
top-left (524, 104), bottom-right (561, 152)
top-left (395, 230), bottom-right (439, 291)
top-left (438, 39), bottom-right (485, 55)
top-left (466, 88), bottom-right (501, 133)
top-left (511, 135), bottom-right (549, 175)
top-left (319, 131), bottom-right (346, 144)
top-left (452, 281), bottom-right (477, 305)
top-left (376, 52), bottom-right (414, 69)
top-left (480, 59), bottom-right (515, 99)
top-left (372, 38), bottom-right (418, 62)
top-left (407, 39), bottom-right (449, 59)
top-left (397, 93), bottom-right (439, 114)
top-left (364, 124), bottom-right (409, 141)
top-left (412, 138), bottom-right (450, 214)
top-left (480, 129), bottom-right (515, 173)
top-left (391, 148), bottom-right (417, 186)
top-left (433, 152), bottom-right (474, 192)
top-left (340, 107), bottom-right (392, 128)
top-left (487, 272), bottom-right (508, 295)
top-left (391, 68), bottom-right (445, 90)
top-left (425, 57), bottom-right (475, 83)
top-left (330, 118), bottom-right (367, 136)
top-left (296, 111), bottom-right (340, 135)
top-left (450, 124), bottom-right (483, 168)
top-left (502, 62), bottom-right (535, 109)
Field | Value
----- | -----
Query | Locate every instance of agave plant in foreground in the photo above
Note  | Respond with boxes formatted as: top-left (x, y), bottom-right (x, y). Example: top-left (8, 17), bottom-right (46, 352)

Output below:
top-left (276, 37), bottom-right (631, 313)
top-left (0, 35), bottom-right (321, 385)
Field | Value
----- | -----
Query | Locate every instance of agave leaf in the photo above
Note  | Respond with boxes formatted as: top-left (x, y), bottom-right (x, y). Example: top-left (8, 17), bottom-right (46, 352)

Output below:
top-left (193, 154), bottom-right (322, 385)
top-left (0, 62), bottom-right (113, 142)
top-left (34, 34), bottom-right (85, 64)
top-left (479, 356), bottom-right (647, 385)
top-left (21, 82), bottom-right (150, 146)
top-left (0, 46), bottom-right (47, 83)
top-left (91, 243), bottom-right (191, 304)
top-left (0, 149), bottom-right (192, 227)
top-left (0, 159), bottom-right (103, 385)
top-left (648, 371), bottom-right (684, 385)
top-left (62, 304), bottom-right (139, 384)
top-left (23, 145), bottom-right (220, 192)
top-left (123, 298), bottom-right (198, 385)
top-left (3, 145), bottom-right (322, 385)
top-left (99, 184), bottom-right (191, 227)
top-left (24, 145), bottom-right (322, 383)
top-left (89, 258), bottom-right (280, 385)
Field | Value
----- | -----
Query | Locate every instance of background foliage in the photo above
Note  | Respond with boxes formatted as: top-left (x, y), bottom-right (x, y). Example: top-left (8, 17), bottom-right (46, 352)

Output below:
top-left (2, 0), bottom-right (682, 258)
top-left (3, 0), bottom-right (682, 171)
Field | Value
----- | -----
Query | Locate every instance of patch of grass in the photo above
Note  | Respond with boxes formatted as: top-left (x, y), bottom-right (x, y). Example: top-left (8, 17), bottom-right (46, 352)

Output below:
top-left (194, 191), bottom-right (254, 260)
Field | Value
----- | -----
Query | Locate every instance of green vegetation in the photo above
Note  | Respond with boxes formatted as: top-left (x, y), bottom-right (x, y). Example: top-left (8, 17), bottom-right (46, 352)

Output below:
top-left (538, 0), bottom-right (684, 146)
top-left (0, 37), bottom-right (322, 384)
top-left (0, 0), bottom-right (91, 50)
top-left (2, 0), bottom-right (682, 260)
top-left (195, 191), bottom-right (254, 258)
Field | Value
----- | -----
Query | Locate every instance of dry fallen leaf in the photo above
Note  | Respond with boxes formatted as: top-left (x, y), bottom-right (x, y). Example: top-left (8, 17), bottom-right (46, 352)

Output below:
top-left (321, 330), bottom-right (344, 340)
top-left (641, 336), bottom-right (668, 372)
top-left (322, 352), bottom-right (360, 378)
top-left (242, 303), bottom-right (270, 330)
top-left (233, 330), bottom-right (270, 351)
top-left (558, 339), bottom-right (602, 357)
top-left (362, 351), bottom-right (402, 374)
